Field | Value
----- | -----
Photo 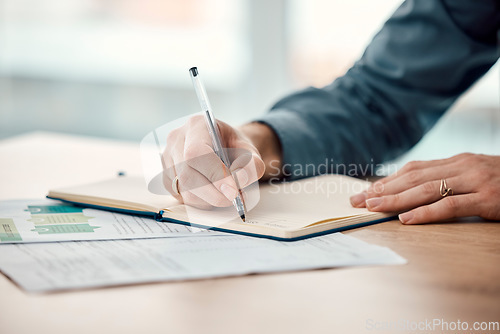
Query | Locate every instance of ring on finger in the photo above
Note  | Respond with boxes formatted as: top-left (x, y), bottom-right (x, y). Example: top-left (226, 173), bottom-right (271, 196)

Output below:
top-left (440, 179), bottom-right (453, 197)
top-left (172, 176), bottom-right (180, 195)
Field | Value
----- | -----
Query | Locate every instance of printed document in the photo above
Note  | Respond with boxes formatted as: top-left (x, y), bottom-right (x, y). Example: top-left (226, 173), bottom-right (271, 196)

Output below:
top-left (0, 233), bottom-right (406, 292)
top-left (0, 199), bottom-right (220, 243)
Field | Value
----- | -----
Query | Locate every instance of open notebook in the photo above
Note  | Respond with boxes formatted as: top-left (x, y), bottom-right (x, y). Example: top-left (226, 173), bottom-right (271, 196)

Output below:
top-left (47, 175), bottom-right (394, 241)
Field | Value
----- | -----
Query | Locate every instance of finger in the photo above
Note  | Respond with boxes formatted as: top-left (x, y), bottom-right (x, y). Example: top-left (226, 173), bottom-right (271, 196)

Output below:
top-left (365, 177), bottom-right (470, 212)
top-left (351, 155), bottom-right (470, 208)
top-left (162, 173), bottom-right (184, 203)
top-left (177, 189), bottom-right (213, 210)
top-left (162, 146), bottom-right (183, 202)
top-left (163, 125), bottom-right (216, 204)
top-left (372, 153), bottom-right (472, 187)
top-left (182, 144), bottom-right (239, 197)
top-left (177, 146), bottom-right (239, 206)
top-left (229, 150), bottom-right (265, 188)
top-left (183, 119), bottom-right (240, 188)
top-left (398, 193), bottom-right (480, 225)
top-left (179, 168), bottom-right (235, 208)
top-left (365, 165), bottom-right (460, 199)
top-left (171, 152), bottom-right (238, 207)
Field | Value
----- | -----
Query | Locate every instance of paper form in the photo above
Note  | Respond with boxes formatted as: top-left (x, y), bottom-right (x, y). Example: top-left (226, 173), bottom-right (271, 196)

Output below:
top-left (0, 233), bottom-right (406, 292)
top-left (0, 199), bottom-right (222, 244)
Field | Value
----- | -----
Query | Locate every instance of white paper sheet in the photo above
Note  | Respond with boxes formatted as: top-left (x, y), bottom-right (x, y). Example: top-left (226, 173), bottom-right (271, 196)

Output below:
top-left (0, 233), bottom-right (406, 292)
top-left (0, 199), bottom-right (222, 243)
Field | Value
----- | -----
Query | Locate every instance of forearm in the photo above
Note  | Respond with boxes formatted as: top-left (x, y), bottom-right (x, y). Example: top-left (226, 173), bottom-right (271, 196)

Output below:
top-left (239, 122), bottom-right (283, 181)
top-left (254, 0), bottom-right (498, 180)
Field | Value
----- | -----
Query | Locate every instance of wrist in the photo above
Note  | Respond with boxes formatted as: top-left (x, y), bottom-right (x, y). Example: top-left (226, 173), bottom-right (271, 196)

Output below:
top-left (239, 122), bottom-right (283, 180)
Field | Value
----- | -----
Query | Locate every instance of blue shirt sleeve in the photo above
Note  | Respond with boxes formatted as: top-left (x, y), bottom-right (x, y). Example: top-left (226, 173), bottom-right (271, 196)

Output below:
top-left (255, 0), bottom-right (499, 179)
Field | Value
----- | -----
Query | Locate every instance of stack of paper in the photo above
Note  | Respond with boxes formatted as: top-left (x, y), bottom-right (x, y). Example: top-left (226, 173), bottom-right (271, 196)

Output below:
top-left (0, 199), bottom-right (406, 292)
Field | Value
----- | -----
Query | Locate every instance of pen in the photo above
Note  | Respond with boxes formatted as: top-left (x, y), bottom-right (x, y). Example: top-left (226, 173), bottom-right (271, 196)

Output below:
top-left (189, 67), bottom-right (246, 222)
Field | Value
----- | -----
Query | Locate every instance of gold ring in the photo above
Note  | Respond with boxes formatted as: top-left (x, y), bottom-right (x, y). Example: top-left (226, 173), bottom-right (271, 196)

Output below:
top-left (440, 179), bottom-right (453, 197)
top-left (172, 176), bottom-right (180, 195)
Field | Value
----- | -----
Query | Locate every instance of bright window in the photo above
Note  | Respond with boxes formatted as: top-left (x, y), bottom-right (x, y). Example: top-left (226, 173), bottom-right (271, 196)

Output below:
top-left (0, 0), bottom-right (249, 90)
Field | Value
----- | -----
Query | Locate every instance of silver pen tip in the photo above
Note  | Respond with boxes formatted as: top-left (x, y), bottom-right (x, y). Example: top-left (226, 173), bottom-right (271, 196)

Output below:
top-left (240, 214), bottom-right (246, 222)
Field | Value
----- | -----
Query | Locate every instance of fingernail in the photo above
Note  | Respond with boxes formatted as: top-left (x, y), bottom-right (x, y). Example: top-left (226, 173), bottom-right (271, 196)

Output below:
top-left (234, 168), bottom-right (248, 187)
top-left (399, 211), bottom-right (414, 224)
top-left (365, 197), bottom-right (383, 210)
top-left (220, 183), bottom-right (237, 201)
top-left (350, 192), bottom-right (367, 207)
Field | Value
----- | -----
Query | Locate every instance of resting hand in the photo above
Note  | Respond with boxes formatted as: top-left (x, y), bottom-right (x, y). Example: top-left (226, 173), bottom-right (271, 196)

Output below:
top-left (350, 153), bottom-right (500, 224)
top-left (162, 115), bottom-right (265, 209)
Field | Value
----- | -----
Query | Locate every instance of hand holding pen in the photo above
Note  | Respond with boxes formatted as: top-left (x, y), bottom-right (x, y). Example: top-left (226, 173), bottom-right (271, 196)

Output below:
top-left (161, 68), bottom-right (265, 220)
top-left (189, 67), bottom-right (246, 221)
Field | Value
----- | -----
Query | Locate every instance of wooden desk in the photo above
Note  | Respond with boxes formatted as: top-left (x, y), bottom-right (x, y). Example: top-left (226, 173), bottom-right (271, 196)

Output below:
top-left (0, 132), bottom-right (499, 334)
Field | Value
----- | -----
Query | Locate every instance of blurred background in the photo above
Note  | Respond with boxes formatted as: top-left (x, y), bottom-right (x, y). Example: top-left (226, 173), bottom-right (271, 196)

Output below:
top-left (0, 0), bottom-right (498, 165)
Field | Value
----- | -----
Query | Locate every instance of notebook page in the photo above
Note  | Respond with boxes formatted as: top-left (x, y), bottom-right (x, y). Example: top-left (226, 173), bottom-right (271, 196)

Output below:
top-left (50, 174), bottom-right (375, 231)
top-left (48, 177), bottom-right (178, 213)
top-left (167, 174), bottom-right (374, 231)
